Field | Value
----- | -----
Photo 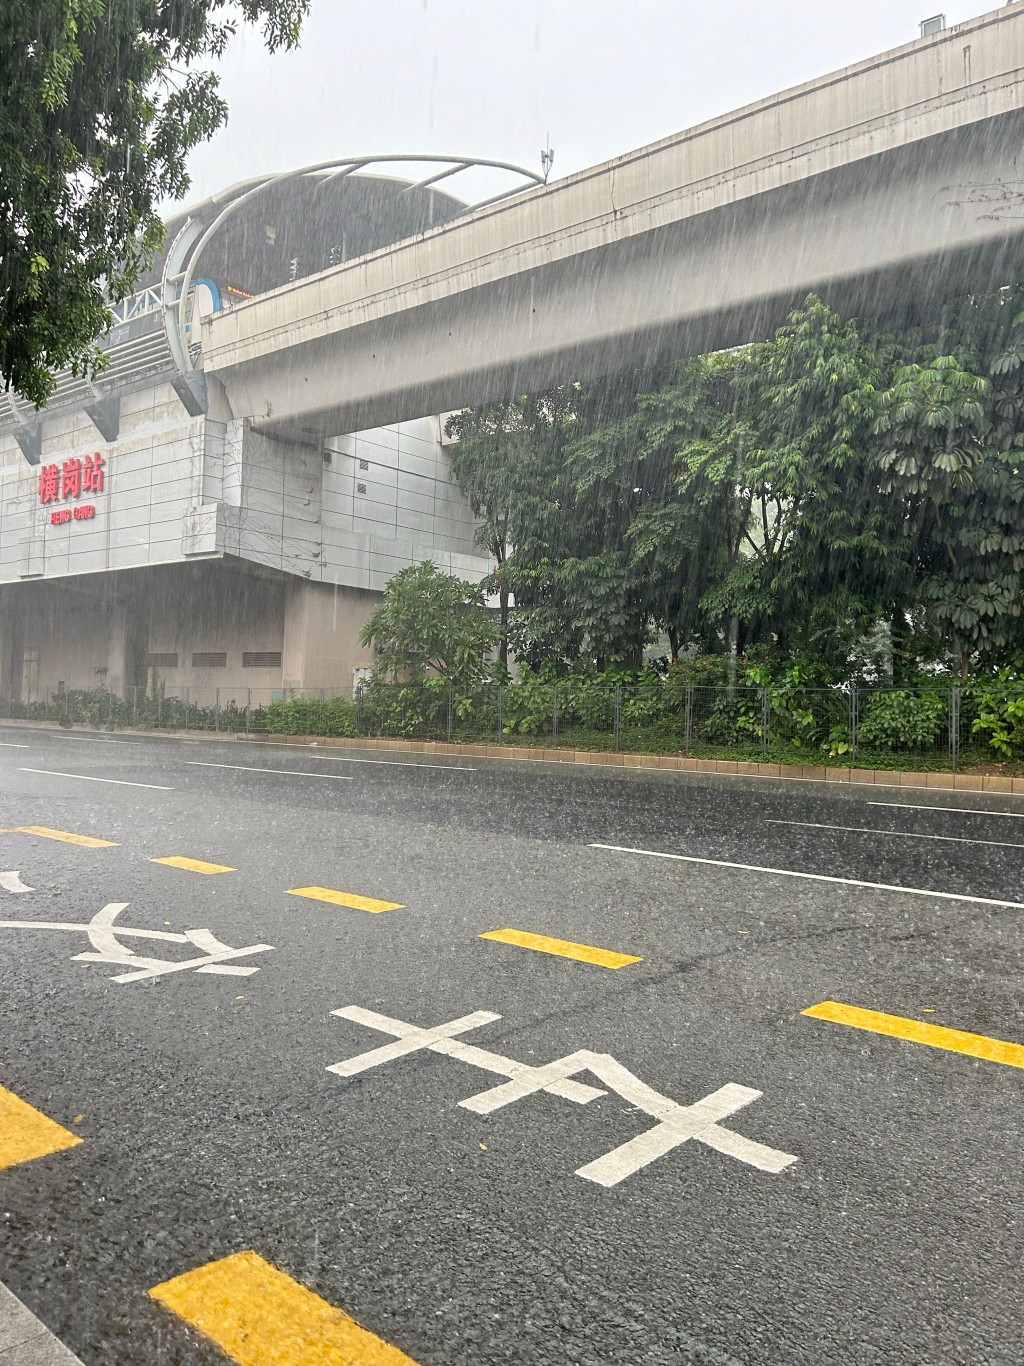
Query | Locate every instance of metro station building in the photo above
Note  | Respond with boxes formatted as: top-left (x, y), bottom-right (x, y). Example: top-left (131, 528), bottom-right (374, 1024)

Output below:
top-left (0, 159), bottom-right (537, 704)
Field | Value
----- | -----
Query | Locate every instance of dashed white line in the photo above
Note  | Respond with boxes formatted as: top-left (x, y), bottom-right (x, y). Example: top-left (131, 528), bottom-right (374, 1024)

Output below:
top-left (867, 801), bottom-right (1024, 819)
top-left (589, 843), bottom-right (1024, 911)
top-left (51, 735), bottom-right (145, 745)
top-left (186, 761), bottom-right (353, 780)
top-left (0, 742), bottom-right (29, 748)
top-left (297, 753), bottom-right (475, 772)
top-left (766, 819), bottom-right (1024, 850)
top-left (19, 768), bottom-right (173, 790)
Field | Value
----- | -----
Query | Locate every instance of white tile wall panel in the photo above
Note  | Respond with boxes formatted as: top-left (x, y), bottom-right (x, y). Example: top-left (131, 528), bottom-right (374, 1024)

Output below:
top-left (396, 508), bottom-right (436, 537)
top-left (0, 380), bottom-right (490, 592)
top-left (354, 507), bottom-right (398, 534)
top-left (395, 487), bottom-right (436, 517)
top-left (364, 425), bottom-right (400, 452)
top-left (352, 459), bottom-right (398, 490)
top-left (395, 450), bottom-right (441, 481)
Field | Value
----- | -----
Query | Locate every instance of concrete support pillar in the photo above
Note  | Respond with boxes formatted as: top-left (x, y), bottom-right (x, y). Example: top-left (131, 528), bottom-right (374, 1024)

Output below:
top-left (0, 590), bottom-right (25, 704)
top-left (281, 579), bottom-right (375, 694)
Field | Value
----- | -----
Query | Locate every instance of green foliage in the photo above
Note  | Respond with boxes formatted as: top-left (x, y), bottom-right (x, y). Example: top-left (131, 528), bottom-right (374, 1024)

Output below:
top-left (1, 0), bottom-right (308, 405)
top-left (360, 562), bottom-right (500, 690)
top-left (873, 292), bottom-right (1024, 675)
top-left (265, 695), bottom-right (356, 738)
top-left (856, 690), bottom-right (948, 751)
top-left (970, 673), bottom-right (1024, 758)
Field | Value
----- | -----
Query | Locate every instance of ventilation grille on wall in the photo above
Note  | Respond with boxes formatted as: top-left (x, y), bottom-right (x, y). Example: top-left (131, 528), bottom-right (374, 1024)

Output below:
top-left (146, 653), bottom-right (178, 668)
top-left (919, 14), bottom-right (945, 36)
top-left (192, 652), bottom-right (227, 668)
top-left (242, 651), bottom-right (283, 669)
top-left (356, 482), bottom-right (367, 494)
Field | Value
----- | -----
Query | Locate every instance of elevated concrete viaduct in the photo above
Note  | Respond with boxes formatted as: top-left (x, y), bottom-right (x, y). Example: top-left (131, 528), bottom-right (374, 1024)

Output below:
top-left (201, 4), bottom-right (1024, 438)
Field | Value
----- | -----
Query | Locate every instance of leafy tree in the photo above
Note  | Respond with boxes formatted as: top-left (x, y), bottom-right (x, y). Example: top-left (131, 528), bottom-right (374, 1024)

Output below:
top-left (1, 0), bottom-right (308, 405)
top-left (359, 562), bottom-right (500, 690)
top-left (873, 289), bottom-right (1024, 677)
top-left (695, 296), bottom-right (902, 668)
top-left (445, 390), bottom-right (573, 667)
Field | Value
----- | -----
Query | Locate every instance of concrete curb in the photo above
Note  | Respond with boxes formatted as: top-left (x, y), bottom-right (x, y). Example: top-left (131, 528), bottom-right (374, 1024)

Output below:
top-left (234, 732), bottom-right (1024, 795)
top-left (0, 1282), bottom-right (83, 1364)
top-left (3, 718), bottom-right (1021, 796)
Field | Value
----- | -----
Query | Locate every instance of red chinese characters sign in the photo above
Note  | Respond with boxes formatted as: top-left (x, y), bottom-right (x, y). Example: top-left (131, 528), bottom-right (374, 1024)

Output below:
top-left (38, 453), bottom-right (105, 525)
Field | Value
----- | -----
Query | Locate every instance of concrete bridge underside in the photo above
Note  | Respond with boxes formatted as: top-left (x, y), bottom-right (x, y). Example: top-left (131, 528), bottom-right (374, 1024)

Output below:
top-left (201, 6), bottom-right (1024, 437)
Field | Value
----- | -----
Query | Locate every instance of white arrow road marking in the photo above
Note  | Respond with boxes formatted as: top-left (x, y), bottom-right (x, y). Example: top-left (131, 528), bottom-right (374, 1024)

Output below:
top-left (328, 1007), bottom-right (797, 1186)
top-left (0, 902), bottom-right (273, 983)
top-left (0, 871), bottom-right (33, 894)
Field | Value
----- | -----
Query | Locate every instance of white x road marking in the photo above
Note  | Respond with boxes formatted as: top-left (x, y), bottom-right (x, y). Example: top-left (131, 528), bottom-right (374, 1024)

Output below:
top-left (0, 901), bottom-right (273, 983)
top-left (329, 1007), bottom-right (797, 1187)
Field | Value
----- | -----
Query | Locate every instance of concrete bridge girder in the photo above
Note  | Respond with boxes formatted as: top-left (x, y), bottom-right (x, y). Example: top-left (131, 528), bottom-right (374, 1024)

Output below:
top-left (206, 114), bottom-right (1024, 440)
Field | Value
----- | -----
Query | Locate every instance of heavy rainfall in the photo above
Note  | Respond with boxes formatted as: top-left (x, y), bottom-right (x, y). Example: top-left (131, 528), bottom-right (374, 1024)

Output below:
top-left (0, 2), bottom-right (1022, 1364)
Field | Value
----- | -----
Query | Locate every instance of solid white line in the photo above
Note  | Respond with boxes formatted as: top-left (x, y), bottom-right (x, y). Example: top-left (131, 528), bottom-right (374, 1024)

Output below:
top-left (868, 801), bottom-right (1024, 819)
top-left (0, 872), bottom-right (33, 894)
top-left (0, 742), bottom-right (29, 748)
top-left (589, 843), bottom-right (1024, 911)
top-left (19, 767), bottom-right (172, 790)
top-left (186, 761), bottom-right (353, 780)
top-left (284, 751), bottom-right (476, 773)
top-left (766, 818), bottom-right (1024, 850)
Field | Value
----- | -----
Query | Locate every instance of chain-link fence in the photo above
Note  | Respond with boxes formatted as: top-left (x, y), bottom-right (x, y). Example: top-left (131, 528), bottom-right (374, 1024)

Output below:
top-left (2, 679), bottom-right (1021, 772)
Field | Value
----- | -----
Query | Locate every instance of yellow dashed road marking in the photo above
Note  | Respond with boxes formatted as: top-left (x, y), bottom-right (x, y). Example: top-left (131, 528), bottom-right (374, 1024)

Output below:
top-left (803, 1000), bottom-right (1024, 1070)
top-left (0, 825), bottom-right (118, 848)
top-left (149, 1250), bottom-right (421, 1366)
top-left (286, 886), bottom-right (405, 913)
top-left (0, 1084), bottom-right (82, 1171)
top-left (480, 927), bottom-right (641, 969)
top-left (151, 856), bottom-right (237, 875)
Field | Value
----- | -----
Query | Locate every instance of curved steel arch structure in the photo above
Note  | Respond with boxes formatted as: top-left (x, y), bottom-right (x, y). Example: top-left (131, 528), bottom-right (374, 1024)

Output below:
top-left (160, 154), bottom-right (544, 378)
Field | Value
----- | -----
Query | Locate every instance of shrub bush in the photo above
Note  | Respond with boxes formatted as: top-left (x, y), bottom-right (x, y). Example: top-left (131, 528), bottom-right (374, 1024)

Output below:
top-left (857, 689), bottom-right (948, 750)
top-left (265, 694), bottom-right (357, 737)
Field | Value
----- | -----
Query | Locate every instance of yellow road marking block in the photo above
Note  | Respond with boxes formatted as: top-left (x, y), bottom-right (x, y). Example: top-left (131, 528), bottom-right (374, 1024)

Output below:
top-left (0, 825), bottom-right (118, 848)
top-left (149, 1250), bottom-right (421, 1366)
top-left (151, 856), bottom-right (237, 875)
top-left (0, 1084), bottom-right (82, 1171)
top-left (480, 927), bottom-right (641, 969)
top-left (803, 1000), bottom-right (1024, 1070)
top-left (286, 886), bottom-right (405, 913)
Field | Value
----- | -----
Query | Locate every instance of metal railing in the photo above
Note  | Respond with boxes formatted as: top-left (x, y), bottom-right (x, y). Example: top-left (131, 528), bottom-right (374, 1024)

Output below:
top-left (2, 680), bottom-right (1019, 773)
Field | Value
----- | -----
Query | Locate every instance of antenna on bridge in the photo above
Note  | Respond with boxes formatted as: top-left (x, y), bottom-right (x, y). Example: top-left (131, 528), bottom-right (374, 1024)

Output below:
top-left (541, 138), bottom-right (554, 184)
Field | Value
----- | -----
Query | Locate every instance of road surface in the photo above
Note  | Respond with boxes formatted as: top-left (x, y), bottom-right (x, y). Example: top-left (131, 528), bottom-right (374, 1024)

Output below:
top-left (0, 726), bottom-right (1020, 1364)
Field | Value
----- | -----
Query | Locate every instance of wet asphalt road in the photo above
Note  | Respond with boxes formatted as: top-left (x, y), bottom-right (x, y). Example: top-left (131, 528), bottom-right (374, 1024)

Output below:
top-left (0, 725), bottom-right (1021, 1365)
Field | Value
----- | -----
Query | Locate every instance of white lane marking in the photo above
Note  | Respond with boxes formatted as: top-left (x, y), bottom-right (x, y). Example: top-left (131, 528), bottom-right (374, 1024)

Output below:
top-left (51, 735), bottom-right (145, 745)
top-left (0, 871), bottom-right (33, 894)
top-left (868, 801), bottom-right (1024, 819)
top-left (328, 1007), bottom-right (796, 1185)
top-left (766, 818), bottom-right (1024, 851)
top-left (290, 752), bottom-right (476, 773)
top-left (18, 768), bottom-right (172, 790)
top-left (589, 843), bottom-right (1024, 911)
top-left (329, 1005), bottom-right (604, 1105)
top-left (0, 742), bottom-right (29, 748)
top-left (186, 761), bottom-right (354, 780)
top-left (1, 902), bottom-right (273, 983)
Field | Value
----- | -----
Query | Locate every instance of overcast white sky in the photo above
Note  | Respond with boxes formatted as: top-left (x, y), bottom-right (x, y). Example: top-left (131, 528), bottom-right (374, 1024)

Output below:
top-left (178, 0), bottom-right (995, 209)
